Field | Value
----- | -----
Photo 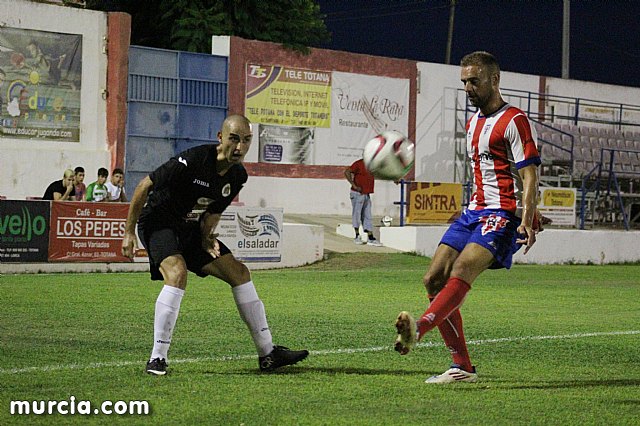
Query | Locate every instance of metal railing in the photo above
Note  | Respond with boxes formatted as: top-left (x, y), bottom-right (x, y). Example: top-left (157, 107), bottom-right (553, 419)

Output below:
top-left (579, 148), bottom-right (640, 230)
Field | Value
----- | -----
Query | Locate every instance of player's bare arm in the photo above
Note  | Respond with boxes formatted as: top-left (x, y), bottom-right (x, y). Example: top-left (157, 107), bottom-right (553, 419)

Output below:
top-left (200, 211), bottom-right (221, 259)
top-left (122, 176), bottom-right (153, 258)
top-left (516, 164), bottom-right (539, 254)
top-left (344, 168), bottom-right (360, 192)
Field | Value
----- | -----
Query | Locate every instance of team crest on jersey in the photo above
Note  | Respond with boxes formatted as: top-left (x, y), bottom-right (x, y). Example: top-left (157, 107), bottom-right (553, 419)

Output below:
top-left (197, 197), bottom-right (214, 206)
top-left (221, 183), bottom-right (231, 197)
top-left (480, 214), bottom-right (509, 235)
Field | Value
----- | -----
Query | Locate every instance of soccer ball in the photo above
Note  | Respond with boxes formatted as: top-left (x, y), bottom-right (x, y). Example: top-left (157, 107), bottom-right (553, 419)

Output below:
top-left (381, 215), bottom-right (393, 227)
top-left (363, 130), bottom-right (415, 180)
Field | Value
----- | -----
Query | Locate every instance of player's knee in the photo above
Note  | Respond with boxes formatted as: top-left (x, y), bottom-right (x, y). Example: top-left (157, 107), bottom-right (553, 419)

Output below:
top-left (160, 260), bottom-right (188, 286)
top-left (216, 259), bottom-right (251, 287)
top-left (232, 262), bottom-right (251, 285)
top-left (423, 272), bottom-right (445, 295)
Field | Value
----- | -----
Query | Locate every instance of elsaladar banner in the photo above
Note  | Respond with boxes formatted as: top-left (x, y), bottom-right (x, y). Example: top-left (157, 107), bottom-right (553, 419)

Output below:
top-left (0, 27), bottom-right (82, 142)
top-left (217, 206), bottom-right (283, 263)
top-left (0, 200), bottom-right (50, 262)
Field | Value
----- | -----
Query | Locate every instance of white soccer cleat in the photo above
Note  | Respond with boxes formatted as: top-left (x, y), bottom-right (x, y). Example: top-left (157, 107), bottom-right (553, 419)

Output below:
top-left (394, 311), bottom-right (417, 355)
top-left (354, 237), bottom-right (366, 245)
top-left (425, 365), bottom-right (477, 384)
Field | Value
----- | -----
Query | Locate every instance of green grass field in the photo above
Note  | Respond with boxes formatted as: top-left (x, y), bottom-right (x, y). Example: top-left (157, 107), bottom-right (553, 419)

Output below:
top-left (1, 253), bottom-right (639, 425)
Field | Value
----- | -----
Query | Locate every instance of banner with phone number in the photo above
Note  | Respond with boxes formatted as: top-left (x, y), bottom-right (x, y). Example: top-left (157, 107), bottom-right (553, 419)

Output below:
top-left (48, 201), bottom-right (130, 262)
top-left (245, 64), bottom-right (331, 128)
top-left (0, 199), bottom-right (50, 262)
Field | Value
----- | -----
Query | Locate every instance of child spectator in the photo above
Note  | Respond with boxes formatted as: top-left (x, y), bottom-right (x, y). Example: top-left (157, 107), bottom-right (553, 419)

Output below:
top-left (106, 168), bottom-right (127, 202)
top-left (74, 166), bottom-right (86, 201)
top-left (85, 168), bottom-right (109, 202)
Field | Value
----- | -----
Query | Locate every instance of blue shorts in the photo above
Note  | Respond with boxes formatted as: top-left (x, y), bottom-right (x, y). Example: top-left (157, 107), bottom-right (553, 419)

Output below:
top-left (440, 209), bottom-right (522, 269)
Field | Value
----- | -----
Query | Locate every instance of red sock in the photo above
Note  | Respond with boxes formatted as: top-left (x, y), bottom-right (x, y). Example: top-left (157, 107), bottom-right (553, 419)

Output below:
top-left (429, 295), bottom-right (473, 372)
top-left (418, 277), bottom-right (471, 338)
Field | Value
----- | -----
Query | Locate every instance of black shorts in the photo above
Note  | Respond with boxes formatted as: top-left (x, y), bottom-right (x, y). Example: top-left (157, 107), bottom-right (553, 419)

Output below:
top-left (138, 219), bottom-right (231, 281)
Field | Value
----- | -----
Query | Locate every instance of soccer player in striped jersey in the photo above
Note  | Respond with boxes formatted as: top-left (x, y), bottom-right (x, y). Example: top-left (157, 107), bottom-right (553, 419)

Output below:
top-left (395, 51), bottom-right (541, 383)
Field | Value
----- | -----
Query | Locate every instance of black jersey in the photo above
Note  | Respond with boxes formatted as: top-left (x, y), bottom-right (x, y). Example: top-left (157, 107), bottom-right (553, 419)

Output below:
top-left (43, 179), bottom-right (75, 200)
top-left (141, 144), bottom-right (247, 224)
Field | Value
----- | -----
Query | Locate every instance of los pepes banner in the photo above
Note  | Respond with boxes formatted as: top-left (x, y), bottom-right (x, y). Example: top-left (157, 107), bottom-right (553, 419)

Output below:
top-left (48, 201), bottom-right (130, 262)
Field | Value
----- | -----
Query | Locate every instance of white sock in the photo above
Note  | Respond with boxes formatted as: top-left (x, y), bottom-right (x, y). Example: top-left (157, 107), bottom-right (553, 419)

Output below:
top-left (150, 285), bottom-right (185, 362)
top-left (232, 281), bottom-right (273, 357)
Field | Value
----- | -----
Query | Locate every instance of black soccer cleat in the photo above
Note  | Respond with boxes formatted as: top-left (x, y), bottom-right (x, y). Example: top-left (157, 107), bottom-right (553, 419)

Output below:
top-left (259, 345), bottom-right (309, 372)
top-left (146, 357), bottom-right (168, 376)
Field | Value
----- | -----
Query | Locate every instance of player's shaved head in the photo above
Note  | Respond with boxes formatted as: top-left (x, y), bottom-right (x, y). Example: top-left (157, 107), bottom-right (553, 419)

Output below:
top-left (222, 114), bottom-right (251, 133)
top-left (217, 114), bottom-right (252, 167)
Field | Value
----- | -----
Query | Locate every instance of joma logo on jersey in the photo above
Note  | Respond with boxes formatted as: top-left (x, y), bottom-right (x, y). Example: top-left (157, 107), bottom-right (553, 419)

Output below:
top-left (483, 124), bottom-right (493, 135)
top-left (193, 178), bottom-right (209, 188)
top-left (477, 152), bottom-right (494, 162)
top-left (481, 214), bottom-right (509, 236)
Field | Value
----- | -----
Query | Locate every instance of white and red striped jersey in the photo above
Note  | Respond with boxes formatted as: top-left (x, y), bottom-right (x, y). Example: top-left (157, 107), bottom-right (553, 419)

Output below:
top-left (466, 104), bottom-right (540, 214)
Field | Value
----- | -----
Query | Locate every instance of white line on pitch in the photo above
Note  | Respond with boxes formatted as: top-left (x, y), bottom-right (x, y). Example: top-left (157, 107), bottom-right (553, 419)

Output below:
top-left (2, 330), bottom-right (638, 375)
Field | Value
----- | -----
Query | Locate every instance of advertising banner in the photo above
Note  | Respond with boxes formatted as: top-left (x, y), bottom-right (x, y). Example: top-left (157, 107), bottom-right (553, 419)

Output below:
top-left (217, 206), bottom-right (283, 263)
top-left (245, 64), bottom-right (331, 128)
top-left (48, 202), bottom-right (130, 262)
top-left (538, 187), bottom-right (577, 227)
top-left (257, 124), bottom-right (315, 164)
top-left (406, 182), bottom-right (462, 224)
top-left (0, 200), bottom-right (50, 262)
top-left (0, 27), bottom-right (82, 142)
top-left (330, 71), bottom-right (409, 164)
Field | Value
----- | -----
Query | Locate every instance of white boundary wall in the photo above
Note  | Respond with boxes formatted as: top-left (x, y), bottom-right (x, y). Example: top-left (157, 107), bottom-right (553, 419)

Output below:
top-left (0, 222), bottom-right (324, 273)
top-left (379, 226), bottom-right (640, 264)
top-left (0, 0), bottom-right (108, 199)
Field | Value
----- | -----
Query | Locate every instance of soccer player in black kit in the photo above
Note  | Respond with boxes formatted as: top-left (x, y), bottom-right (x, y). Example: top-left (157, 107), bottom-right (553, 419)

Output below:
top-left (122, 114), bottom-right (308, 375)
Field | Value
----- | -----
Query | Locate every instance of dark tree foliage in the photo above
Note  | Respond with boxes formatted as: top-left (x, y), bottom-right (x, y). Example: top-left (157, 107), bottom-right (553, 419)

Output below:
top-left (86, 0), bottom-right (331, 53)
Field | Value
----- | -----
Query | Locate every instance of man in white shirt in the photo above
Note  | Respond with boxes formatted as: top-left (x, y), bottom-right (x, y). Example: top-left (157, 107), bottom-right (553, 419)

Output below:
top-left (106, 168), bottom-right (127, 202)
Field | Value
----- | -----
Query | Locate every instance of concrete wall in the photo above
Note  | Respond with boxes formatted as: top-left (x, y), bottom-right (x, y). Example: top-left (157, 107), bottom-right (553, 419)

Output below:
top-left (379, 226), bottom-right (640, 264)
top-left (221, 36), bottom-right (417, 218)
top-left (0, 221), bottom-right (324, 273)
top-left (0, 0), bottom-right (109, 199)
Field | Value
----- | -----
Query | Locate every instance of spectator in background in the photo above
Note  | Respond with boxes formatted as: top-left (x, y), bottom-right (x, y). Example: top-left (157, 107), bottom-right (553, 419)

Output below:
top-left (344, 158), bottom-right (382, 246)
top-left (85, 168), bottom-right (109, 202)
top-left (73, 166), bottom-right (86, 201)
top-left (106, 168), bottom-right (127, 202)
top-left (43, 169), bottom-right (75, 201)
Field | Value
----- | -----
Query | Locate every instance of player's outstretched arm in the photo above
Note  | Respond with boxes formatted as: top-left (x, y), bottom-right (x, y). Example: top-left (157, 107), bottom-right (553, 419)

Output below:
top-left (516, 164), bottom-right (539, 254)
top-left (121, 176), bottom-right (153, 258)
